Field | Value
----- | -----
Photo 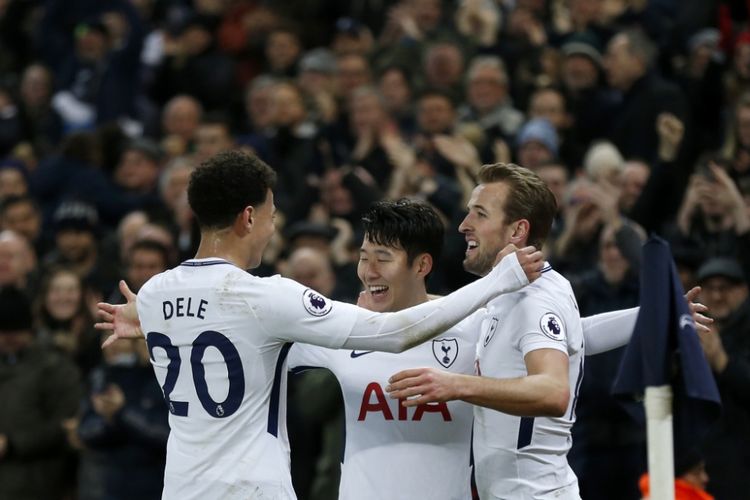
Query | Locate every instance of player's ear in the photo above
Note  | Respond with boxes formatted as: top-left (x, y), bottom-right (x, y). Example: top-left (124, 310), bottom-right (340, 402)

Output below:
top-left (509, 219), bottom-right (529, 245)
top-left (238, 205), bottom-right (254, 233)
top-left (415, 253), bottom-right (433, 277)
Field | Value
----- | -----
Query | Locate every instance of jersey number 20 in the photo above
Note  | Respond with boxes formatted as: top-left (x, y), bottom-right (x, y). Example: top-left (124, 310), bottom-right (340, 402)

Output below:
top-left (147, 331), bottom-right (245, 418)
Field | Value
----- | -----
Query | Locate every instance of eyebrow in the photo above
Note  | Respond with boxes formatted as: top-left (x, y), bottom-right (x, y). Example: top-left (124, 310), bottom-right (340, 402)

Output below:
top-left (360, 248), bottom-right (395, 257)
top-left (469, 203), bottom-right (489, 212)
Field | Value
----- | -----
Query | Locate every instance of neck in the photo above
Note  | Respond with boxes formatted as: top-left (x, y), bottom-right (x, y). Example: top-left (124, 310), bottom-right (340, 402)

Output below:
top-left (409, 288), bottom-right (430, 308)
top-left (390, 286), bottom-right (430, 312)
top-left (399, 284), bottom-right (430, 310)
top-left (194, 229), bottom-right (250, 269)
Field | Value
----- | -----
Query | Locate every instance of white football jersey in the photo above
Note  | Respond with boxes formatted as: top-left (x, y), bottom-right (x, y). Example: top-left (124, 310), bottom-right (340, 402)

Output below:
top-left (136, 259), bottom-right (359, 500)
top-left (473, 266), bottom-right (584, 500)
top-left (287, 312), bottom-right (482, 500)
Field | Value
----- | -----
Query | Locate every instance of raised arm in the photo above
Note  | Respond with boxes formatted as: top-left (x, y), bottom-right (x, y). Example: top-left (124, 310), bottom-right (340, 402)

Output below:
top-left (97, 247), bottom-right (543, 351)
top-left (341, 247), bottom-right (543, 353)
top-left (582, 286), bottom-right (712, 355)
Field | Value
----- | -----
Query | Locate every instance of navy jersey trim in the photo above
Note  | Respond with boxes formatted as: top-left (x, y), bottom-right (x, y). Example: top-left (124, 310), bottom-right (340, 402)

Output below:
top-left (540, 265), bottom-right (552, 274)
top-left (180, 260), bottom-right (234, 267)
top-left (569, 356), bottom-right (584, 420)
top-left (289, 365), bottom-right (322, 375)
top-left (516, 417), bottom-right (535, 449)
top-left (340, 407), bottom-right (347, 464)
top-left (267, 342), bottom-right (294, 436)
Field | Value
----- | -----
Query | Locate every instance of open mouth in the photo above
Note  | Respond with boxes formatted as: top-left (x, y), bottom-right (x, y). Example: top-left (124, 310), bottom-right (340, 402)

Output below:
top-left (465, 240), bottom-right (478, 256)
top-left (369, 285), bottom-right (389, 297)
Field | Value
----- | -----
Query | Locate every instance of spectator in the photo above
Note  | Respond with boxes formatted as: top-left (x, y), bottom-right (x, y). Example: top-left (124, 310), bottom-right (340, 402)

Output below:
top-left (583, 140), bottom-right (624, 183)
top-left (0, 286), bottom-right (82, 500)
top-left (377, 65), bottom-right (416, 136)
top-left (695, 257), bottom-right (750, 499)
top-left (515, 118), bottom-right (559, 169)
top-left (0, 86), bottom-right (25, 159)
top-left (347, 86), bottom-right (399, 189)
top-left (331, 17), bottom-right (374, 56)
top-left (150, 14), bottom-right (235, 112)
top-left (671, 161), bottom-right (750, 261)
top-left (264, 23), bottom-right (303, 77)
top-left (0, 229), bottom-right (37, 293)
top-left (527, 87), bottom-right (580, 169)
top-left (639, 448), bottom-right (714, 500)
top-left (193, 114), bottom-right (236, 165)
top-left (160, 95), bottom-right (203, 158)
top-left (569, 220), bottom-right (647, 500)
top-left (458, 55), bottom-right (524, 144)
top-left (619, 159), bottom-right (651, 214)
top-left (44, 200), bottom-right (119, 299)
top-left (114, 139), bottom-right (164, 198)
top-left (297, 48), bottom-right (338, 125)
top-left (43, 0), bottom-right (145, 129)
top-left (560, 32), bottom-right (617, 157)
top-left (422, 40), bottom-right (466, 95)
top-left (0, 159), bottom-right (30, 200)
top-left (76, 334), bottom-right (168, 500)
top-left (123, 239), bottom-right (170, 294)
top-left (17, 63), bottom-right (63, 158)
top-left (267, 81), bottom-right (322, 223)
top-left (0, 195), bottom-right (48, 258)
top-left (604, 28), bottom-right (689, 163)
top-left (35, 266), bottom-right (101, 378)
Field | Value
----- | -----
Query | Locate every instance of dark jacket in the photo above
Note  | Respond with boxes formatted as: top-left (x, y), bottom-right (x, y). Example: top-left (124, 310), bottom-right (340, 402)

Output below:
top-left (609, 71), bottom-right (688, 164)
top-left (0, 345), bottom-right (82, 500)
top-left (77, 362), bottom-right (169, 500)
top-left (703, 298), bottom-right (750, 500)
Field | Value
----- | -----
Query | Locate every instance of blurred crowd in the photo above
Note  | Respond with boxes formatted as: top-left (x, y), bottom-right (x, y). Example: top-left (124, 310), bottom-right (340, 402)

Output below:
top-left (0, 0), bottom-right (749, 499)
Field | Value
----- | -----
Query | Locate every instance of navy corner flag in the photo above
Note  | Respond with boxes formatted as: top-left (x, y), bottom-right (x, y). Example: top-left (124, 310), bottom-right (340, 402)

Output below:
top-left (612, 236), bottom-right (721, 449)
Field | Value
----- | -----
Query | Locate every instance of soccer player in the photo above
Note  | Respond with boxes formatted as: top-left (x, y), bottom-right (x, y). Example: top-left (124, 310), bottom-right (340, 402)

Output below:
top-left (95, 152), bottom-right (543, 500)
top-left (386, 164), bottom-right (609, 498)
top-left (287, 199), bottom-right (478, 500)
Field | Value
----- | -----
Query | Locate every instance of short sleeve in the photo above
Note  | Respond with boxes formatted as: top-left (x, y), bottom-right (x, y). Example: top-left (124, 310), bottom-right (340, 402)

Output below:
top-left (508, 298), bottom-right (570, 358)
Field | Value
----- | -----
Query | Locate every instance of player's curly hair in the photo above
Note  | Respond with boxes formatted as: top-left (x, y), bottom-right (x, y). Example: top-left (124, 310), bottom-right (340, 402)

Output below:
top-left (361, 198), bottom-right (444, 267)
top-left (188, 151), bottom-right (277, 229)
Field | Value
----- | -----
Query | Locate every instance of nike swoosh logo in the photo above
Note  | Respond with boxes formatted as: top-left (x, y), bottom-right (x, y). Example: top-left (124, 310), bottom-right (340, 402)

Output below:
top-left (350, 350), bottom-right (374, 358)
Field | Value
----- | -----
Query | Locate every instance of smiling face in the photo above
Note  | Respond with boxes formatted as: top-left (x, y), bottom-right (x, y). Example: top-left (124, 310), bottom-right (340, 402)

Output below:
top-left (45, 270), bottom-right (82, 322)
top-left (357, 236), bottom-right (427, 312)
top-left (458, 182), bottom-right (519, 277)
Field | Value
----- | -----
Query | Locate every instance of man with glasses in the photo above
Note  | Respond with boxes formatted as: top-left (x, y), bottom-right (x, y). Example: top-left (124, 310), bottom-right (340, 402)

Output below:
top-left (695, 256), bottom-right (750, 499)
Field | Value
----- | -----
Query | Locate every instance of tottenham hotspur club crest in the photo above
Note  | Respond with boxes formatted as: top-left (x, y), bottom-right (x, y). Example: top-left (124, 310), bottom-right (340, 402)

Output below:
top-left (540, 312), bottom-right (565, 341)
top-left (432, 338), bottom-right (458, 368)
top-left (302, 289), bottom-right (333, 316)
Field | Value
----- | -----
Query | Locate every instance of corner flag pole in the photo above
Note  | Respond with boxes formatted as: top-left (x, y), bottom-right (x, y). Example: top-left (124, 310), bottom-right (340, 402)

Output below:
top-left (645, 385), bottom-right (674, 500)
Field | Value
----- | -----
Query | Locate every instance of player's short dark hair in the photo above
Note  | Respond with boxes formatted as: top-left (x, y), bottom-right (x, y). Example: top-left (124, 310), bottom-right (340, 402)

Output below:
top-left (361, 198), bottom-right (444, 266)
top-left (478, 163), bottom-right (557, 249)
top-left (188, 151), bottom-right (276, 230)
